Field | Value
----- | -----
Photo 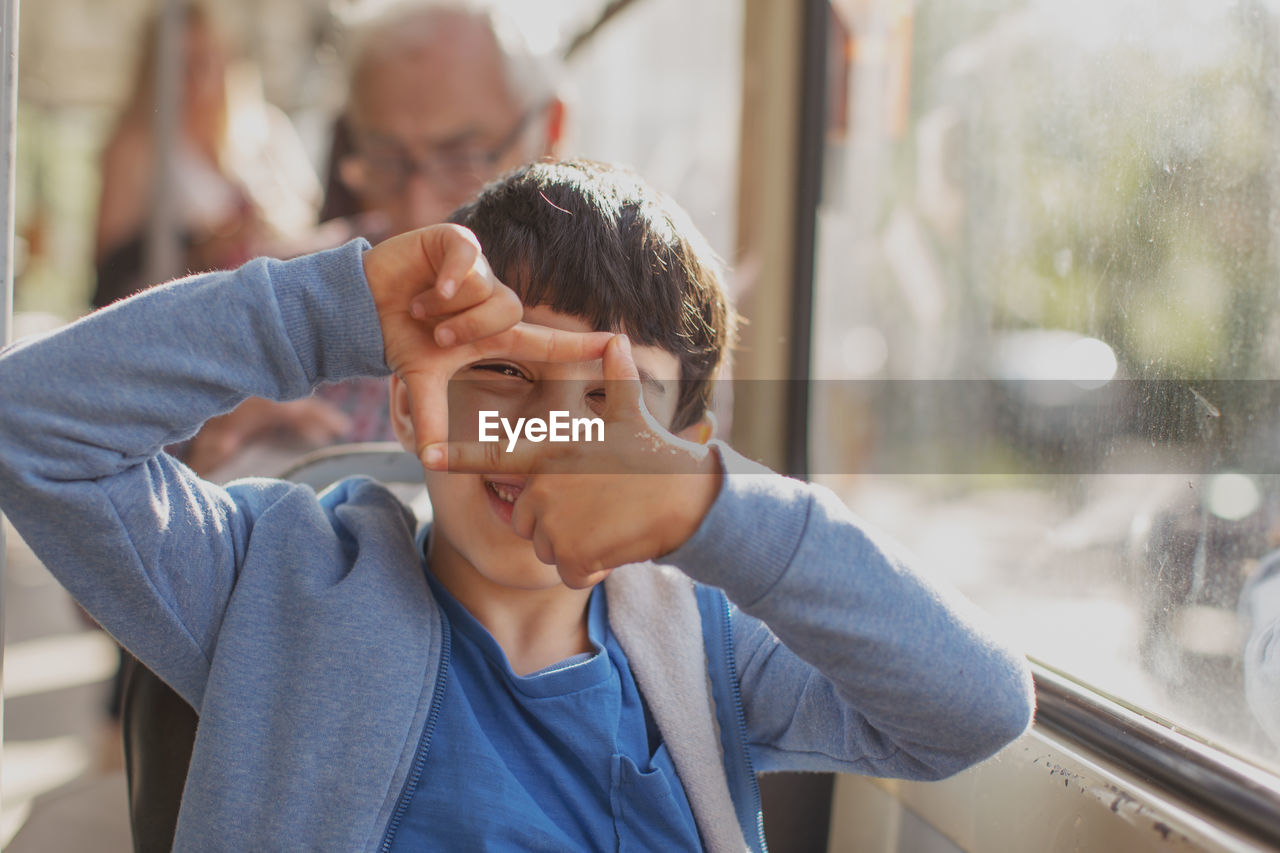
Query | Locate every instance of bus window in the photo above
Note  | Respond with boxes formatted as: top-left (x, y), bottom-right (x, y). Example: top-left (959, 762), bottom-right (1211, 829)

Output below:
top-left (810, 0), bottom-right (1280, 779)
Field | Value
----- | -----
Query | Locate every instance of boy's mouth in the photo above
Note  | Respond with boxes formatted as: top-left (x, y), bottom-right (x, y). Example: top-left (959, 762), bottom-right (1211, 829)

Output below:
top-left (484, 478), bottom-right (524, 504)
top-left (482, 476), bottom-right (525, 526)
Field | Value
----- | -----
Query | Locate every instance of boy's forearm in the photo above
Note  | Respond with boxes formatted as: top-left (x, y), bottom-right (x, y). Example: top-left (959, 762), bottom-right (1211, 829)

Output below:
top-left (661, 442), bottom-right (1034, 776)
top-left (0, 240), bottom-right (383, 482)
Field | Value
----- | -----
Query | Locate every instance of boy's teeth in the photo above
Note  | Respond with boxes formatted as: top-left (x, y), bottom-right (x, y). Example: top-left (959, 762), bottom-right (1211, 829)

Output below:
top-left (489, 482), bottom-right (519, 503)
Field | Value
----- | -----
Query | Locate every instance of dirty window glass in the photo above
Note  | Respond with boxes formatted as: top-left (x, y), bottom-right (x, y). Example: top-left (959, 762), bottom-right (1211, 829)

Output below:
top-left (810, 0), bottom-right (1280, 774)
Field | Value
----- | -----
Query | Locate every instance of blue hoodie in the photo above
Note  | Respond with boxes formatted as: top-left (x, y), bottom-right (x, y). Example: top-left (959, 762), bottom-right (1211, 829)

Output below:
top-left (0, 240), bottom-right (1034, 851)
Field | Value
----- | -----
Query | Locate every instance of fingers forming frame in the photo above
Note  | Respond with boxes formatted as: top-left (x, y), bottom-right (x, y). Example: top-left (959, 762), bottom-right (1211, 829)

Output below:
top-left (402, 368), bottom-right (455, 458)
top-left (432, 288), bottom-right (524, 349)
top-left (418, 224), bottom-right (484, 301)
top-left (470, 324), bottom-right (615, 364)
top-left (602, 334), bottom-right (645, 420)
top-left (417, 333), bottom-right (642, 472)
top-left (424, 439), bottom-right (540, 474)
top-left (409, 256), bottom-right (501, 321)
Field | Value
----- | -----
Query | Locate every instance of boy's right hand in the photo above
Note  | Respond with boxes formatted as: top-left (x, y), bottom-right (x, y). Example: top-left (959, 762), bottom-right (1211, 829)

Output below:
top-left (361, 225), bottom-right (614, 459)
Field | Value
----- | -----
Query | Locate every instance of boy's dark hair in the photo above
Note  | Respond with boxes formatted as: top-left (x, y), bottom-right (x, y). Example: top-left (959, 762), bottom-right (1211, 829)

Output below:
top-left (448, 159), bottom-right (734, 432)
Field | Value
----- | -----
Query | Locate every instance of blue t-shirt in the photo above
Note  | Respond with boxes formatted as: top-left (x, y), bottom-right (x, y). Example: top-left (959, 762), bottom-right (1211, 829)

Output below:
top-left (386, 571), bottom-right (703, 851)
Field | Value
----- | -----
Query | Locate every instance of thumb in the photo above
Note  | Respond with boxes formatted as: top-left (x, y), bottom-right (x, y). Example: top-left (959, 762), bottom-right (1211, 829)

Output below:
top-left (603, 334), bottom-right (643, 420)
top-left (401, 367), bottom-right (452, 458)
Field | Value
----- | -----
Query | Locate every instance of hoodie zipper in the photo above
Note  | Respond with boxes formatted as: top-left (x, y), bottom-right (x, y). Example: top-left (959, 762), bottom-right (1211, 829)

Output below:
top-left (722, 594), bottom-right (766, 851)
top-left (378, 610), bottom-right (452, 853)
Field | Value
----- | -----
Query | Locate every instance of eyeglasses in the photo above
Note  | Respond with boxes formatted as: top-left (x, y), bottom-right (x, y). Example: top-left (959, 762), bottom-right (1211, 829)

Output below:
top-left (341, 108), bottom-right (540, 201)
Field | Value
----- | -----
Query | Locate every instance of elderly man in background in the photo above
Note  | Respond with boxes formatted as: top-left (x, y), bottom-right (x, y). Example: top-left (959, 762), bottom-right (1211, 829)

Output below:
top-left (119, 6), bottom-right (565, 852)
top-left (184, 2), bottom-right (565, 473)
top-left (329, 3), bottom-right (564, 239)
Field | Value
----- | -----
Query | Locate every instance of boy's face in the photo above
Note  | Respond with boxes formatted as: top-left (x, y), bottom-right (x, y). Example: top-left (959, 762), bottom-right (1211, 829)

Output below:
top-left (400, 304), bottom-right (689, 595)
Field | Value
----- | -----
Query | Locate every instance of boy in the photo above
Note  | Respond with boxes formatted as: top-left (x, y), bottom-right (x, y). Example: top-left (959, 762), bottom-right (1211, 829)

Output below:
top-left (0, 160), bottom-right (1033, 851)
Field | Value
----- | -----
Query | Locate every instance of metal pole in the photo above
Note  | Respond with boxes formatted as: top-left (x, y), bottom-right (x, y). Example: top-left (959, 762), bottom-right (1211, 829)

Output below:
top-left (146, 0), bottom-right (185, 285)
top-left (0, 3), bottom-right (14, 347)
top-left (784, 0), bottom-right (828, 480)
top-left (0, 0), bottom-right (20, 796)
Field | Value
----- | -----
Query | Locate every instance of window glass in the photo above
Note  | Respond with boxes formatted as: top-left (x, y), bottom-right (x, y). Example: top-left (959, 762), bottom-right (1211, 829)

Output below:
top-left (810, 0), bottom-right (1280, 773)
top-left (559, 0), bottom-right (743, 265)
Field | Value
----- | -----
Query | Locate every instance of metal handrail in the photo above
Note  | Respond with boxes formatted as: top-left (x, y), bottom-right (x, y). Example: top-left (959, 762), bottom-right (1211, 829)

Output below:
top-left (1033, 661), bottom-right (1280, 849)
top-left (145, 0), bottom-right (185, 285)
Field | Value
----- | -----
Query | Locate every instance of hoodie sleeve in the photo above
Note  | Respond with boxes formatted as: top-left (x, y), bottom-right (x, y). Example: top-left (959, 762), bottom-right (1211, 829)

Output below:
top-left (661, 443), bottom-right (1035, 780)
top-left (0, 240), bottom-right (384, 703)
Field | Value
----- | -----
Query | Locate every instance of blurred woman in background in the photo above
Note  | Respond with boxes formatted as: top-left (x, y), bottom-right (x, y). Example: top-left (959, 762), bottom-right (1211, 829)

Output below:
top-left (92, 2), bottom-right (320, 308)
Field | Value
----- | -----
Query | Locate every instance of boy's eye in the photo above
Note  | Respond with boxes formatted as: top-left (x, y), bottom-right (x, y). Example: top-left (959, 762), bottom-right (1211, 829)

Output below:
top-left (586, 388), bottom-right (607, 411)
top-left (470, 362), bottom-right (530, 381)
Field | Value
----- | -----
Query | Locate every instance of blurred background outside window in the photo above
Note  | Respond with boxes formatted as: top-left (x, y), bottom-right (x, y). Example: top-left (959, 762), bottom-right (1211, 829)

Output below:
top-left (811, 0), bottom-right (1280, 781)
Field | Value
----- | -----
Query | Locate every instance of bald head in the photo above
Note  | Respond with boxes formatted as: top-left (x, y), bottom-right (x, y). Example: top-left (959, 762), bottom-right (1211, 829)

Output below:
top-left (350, 8), bottom-right (521, 127)
top-left (339, 3), bottom-right (563, 235)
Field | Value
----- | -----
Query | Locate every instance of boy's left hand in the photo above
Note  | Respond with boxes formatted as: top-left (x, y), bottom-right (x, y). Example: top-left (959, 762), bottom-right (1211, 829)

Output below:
top-left (363, 225), bottom-right (613, 457)
top-left (423, 335), bottom-right (722, 589)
